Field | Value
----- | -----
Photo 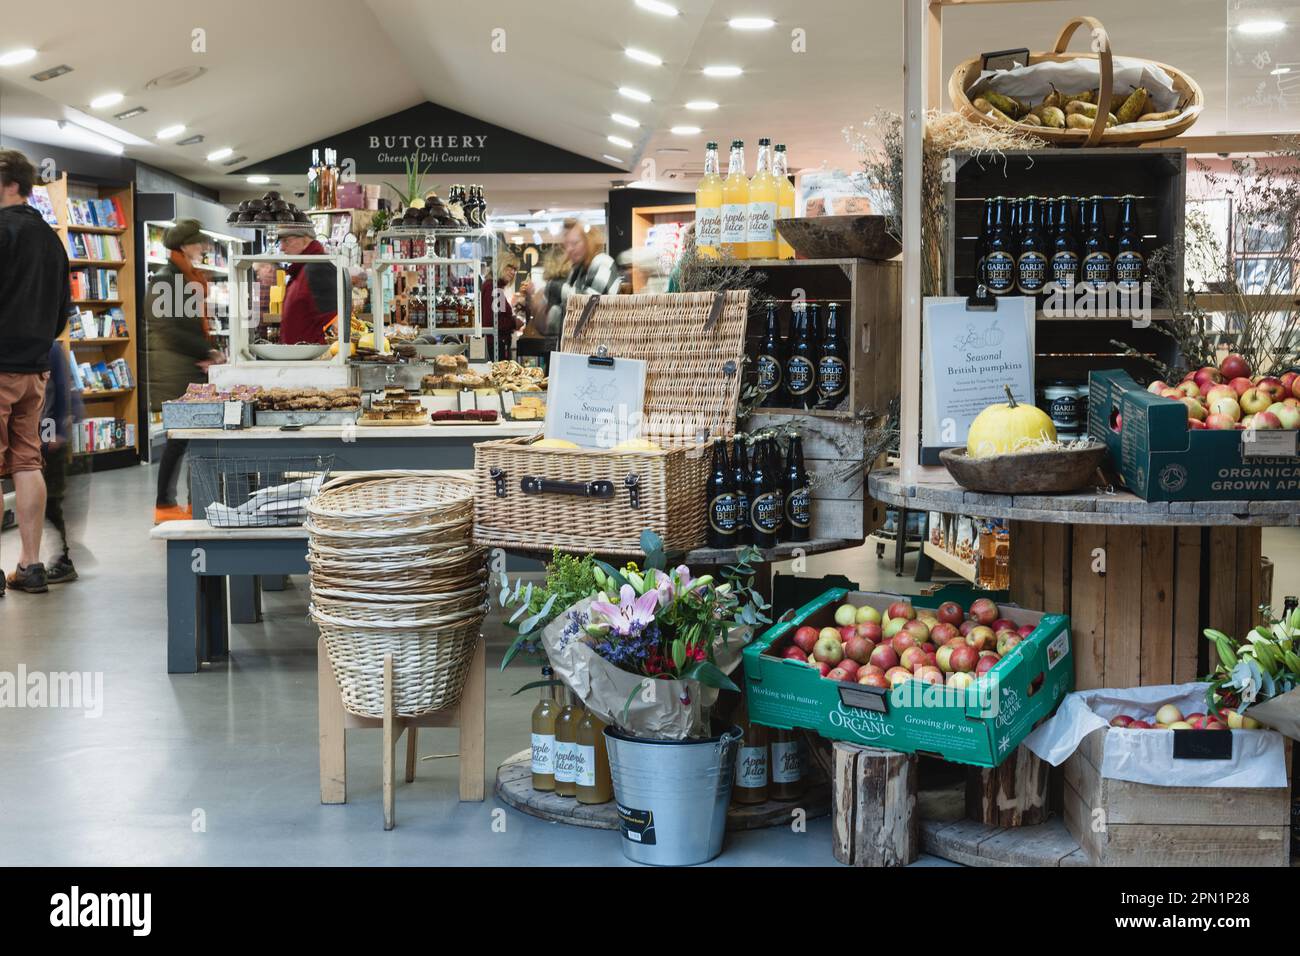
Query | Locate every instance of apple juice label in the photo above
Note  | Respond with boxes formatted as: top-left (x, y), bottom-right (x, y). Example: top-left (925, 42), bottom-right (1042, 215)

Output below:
top-left (735, 746), bottom-right (768, 789)
top-left (554, 740), bottom-right (578, 783)
top-left (786, 356), bottom-right (814, 396)
top-left (721, 203), bottom-right (748, 245)
top-left (984, 251), bottom-right (1015, 294)
top-left (816, 356), bottom-right (846, 399)
top-left (575, 744), bottom-right (594, 788)
top-left (696, 206), bottom-right (721, 247)
top-left (1050, 250), bottom-right (1079, 288)
top-left (770, 740), bottom-right (801, 784)
top-left (1114, 250), bottom-right (1144, 293)
top-left (531, 733), bottom-right (555, 775)
top-left (756, 353), bottom-right (781, 393)
top-left (747, 201), bottom-right (776, 243)
top-left (1016, 251), bottom-right (1048, 294)
top-left (1082, 251), bottom-right (1111, 290)
top-left (751, 492), bottom-right (781, 533)
top-left (786, 486), bottom-right (811, 528)
top-left (709, 492), bottom-right (740, 534)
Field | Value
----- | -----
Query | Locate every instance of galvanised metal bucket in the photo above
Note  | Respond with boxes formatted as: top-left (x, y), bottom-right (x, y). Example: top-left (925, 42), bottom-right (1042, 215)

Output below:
top-left (603, 725), bottom-right (742, 866)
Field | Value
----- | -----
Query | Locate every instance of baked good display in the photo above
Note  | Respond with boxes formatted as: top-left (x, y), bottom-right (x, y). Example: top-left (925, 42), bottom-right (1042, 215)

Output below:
top-left (430, 409), bottom-right (499, 423)
top-left (508, 395), bottom-right (547, 421)
top-left (255, 387), bottom-right (360, 411)
top-left (362, 399), bottom-right (425, 422)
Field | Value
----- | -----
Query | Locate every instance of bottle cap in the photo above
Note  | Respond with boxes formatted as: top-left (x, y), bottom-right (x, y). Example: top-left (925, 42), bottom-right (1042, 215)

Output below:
top-left (706, 141), bottom-right (718, 149)
top-left (758, 137), bottom-right (771, 145)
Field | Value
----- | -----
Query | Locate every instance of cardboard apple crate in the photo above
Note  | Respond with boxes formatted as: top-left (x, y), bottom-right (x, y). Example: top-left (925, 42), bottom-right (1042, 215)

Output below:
top-left (742, 588), bottom-right (1073, 768)
top-left (1088, 368), bottom-right (1300, 501)
top-left (473, 290), bottom-right (748, 556)
top-left (1063, 727), bottom-right (1292, 866)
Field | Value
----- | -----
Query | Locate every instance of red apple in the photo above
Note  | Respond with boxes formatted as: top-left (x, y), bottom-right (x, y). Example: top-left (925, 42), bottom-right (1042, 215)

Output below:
top-left (1146, 379), bottom-right (1169, 394)
top-left (1205, 384), bottom-right (1237, 406)
top-left (1187, 419), bottom-right (1207, 430)
top-left (793, 626), bottom-right (819, 654)
top-left (968, 598), bottom-right (998, 625)
top-left (836, 659), bottom-right (860, 680)
top-left (1253, 410), bottom-right (1283, 430)
top-left (924, 651), bottom-right (938, 669)
top-left (854, 622), bottom-right (882, 643)
top-left (991, 618), bottom-right (1017, 634)
top-left (1279, 371), bottom-right (1298, 395)
top-left (1229, 376), bottom-right (1254, 397)
top-left (916, 665), bottom-right (944, 686)
top-left (1205, 413), bottom-right (1236, 430)
top-left (1159, 388), bottom-right (1183, 400)
top-left (884, 666), bottom-right (913, 687)
top-left (1176, 381), bottom-right (1201, 399)
top-left (1257, 377), bottom-right (1287, 403)
top-left (1180, 397), bottom-right (1207, 421)
top-left (935, 644), bottom-right (956, 673)
top-left (782, 646), bottom-right (808, 662)
top-left (1294, 376), bottom-right (1300, 401)
top-left (1017, 624), bottom-right (1035, 637)
top-left (930, 622), bottom-right (959, 647)
top-left (920, 641), bottom-right (937, 654)
top-left (1268, 402), bottom-right (1300, 429)
top-left (996, 631), bottom-right (1022, 656)
top-left (809, 661), bottom-right (832, 677)
top-left (965, 625), bottom-right (996, 652)
top-left (1185, 713), bottom-right (1207, 729)
top-left (899, 647), bottom-right (928, 672)
top-left (1204, 719), bottom-right (1227, 731)
top-left (869, 645), bottom-right (899, 672)
top-left (858, 672), bottom-right (889, 689)
top-left (958, 620), bottom-right (976, 637)
top-left (949, 644), bottom-right (979, 673)
top-left (860, 664), bottom-right (885, 680)
top-left (1207, 394), bottom-right (1241, 421)
top-left (936, 601), bottom-right (964, 626)
top-left (1219, 353), bottom-right (1250, 381)
top-left (826, 666), bottom-right (855, 683)
top-left (838, 624), bottom-right (857, 642)
top-left (813, 636), bottom-right (844, 665)
top-left (902, 620), bottom-right (931, 645)
top-left (890, 632), bottom-right (917, 656)
top-left (1194, 366), bottom-right (1223, 391)
top-left (844, 637), bottom-right (875, 666)
top-left (886, 601), bottom-right (916, 622)
top-left (975, 654), bottom-right (1000, 677)
top-left (1127, 719), bottom-right (1153, 729)
top-left (1109, 714), bottom-right (1134, 728)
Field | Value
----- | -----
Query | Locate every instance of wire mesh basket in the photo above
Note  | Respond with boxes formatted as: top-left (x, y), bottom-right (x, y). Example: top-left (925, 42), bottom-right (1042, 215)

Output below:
top-left (192, 455), bottom-right (335, 528)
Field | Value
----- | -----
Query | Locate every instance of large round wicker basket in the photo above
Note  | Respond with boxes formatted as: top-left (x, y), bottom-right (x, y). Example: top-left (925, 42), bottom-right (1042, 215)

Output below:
top-left (306, 471), bottom-right (487, 719)
top-left (949, 16), bottom-right (1203, 147)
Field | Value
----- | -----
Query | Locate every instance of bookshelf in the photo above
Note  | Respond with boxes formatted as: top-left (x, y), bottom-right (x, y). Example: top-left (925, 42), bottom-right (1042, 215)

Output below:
top-left (39, 172), bottom-right (140, 462)
top-left (630, 202), bottom-right (694, 292)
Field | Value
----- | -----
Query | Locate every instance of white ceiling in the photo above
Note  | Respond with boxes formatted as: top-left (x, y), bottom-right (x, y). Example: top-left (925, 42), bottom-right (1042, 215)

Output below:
top-left (1, 0), bottom-right (1296, 215)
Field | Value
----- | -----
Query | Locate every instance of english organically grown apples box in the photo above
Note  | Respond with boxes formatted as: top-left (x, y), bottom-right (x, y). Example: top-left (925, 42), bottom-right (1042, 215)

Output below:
top-left (742, 588), bottom-right (1073, 768)
top-left (1088, 368), bottom-right (1300, 502)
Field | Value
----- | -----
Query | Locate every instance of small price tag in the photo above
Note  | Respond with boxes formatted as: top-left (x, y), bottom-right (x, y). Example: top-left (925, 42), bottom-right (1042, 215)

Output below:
top-left (222, 401), bottom-right (244, 429)
top-left (469, 336), bottom-right (487, 360)
top-left (457, 390), bottom-right (476, 412)
top-left (1242, 430), bottom-right (1298, 458)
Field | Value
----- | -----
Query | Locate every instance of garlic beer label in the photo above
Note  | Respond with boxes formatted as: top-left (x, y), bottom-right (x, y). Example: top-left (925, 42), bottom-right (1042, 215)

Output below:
top-left (984, 251), bottom-right (1015, 294)
top-left (756, 353), bottom-right (781, 393)
top-left (709, 492), bottom-right (740, 535)
top-left (1114, 250), bottom-right (1144, 293)
top-left (1050, 250), bottom-right (1079, 288)
top-left (696, 205), bottom-right (721, 247)
top-left (751, 491), bottom-right (782, 533)
top-left (1082, 251), bottom-right (1111, 289)
top-left (721, 203), bottom-right (748, 245)
top-left (786, 355), bottom-right (815, 396)
top-left (747, 200), bottom-right (776, 243)
top-left (786, 486), bottom-right (811, 528)
top-left (1016, 251), bottom-right (1048, 293)
top-left (735, 745), bottom-right (768, 789)
top-left (531, 733), bottom-right (555, 775)
top-left (816, 356), bottom-right (846, 399)
top-left (770, 740), bottom-right (801, 784)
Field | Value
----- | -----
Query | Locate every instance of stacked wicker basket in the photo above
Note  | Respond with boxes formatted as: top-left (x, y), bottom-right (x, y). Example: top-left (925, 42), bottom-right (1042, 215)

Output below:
top-left (305, 471), bottom-right (488, 719)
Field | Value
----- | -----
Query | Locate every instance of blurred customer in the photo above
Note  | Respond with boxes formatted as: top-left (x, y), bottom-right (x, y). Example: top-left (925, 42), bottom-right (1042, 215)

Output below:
top-left (145, 218), bottom-right (220, 523)
top-left (276, 225), bottom-right (338, 345)
top-left (532, 219), bottom-right (619, 352)
top-left (0, 148), bottom-right (72, 596)
top-left (37, 341), bottom-right (85, 583)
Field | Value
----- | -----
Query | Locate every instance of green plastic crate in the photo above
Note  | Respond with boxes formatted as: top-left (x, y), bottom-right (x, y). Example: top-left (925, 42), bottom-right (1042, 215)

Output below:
top-left (742, 588), bottom-right (1073, 768)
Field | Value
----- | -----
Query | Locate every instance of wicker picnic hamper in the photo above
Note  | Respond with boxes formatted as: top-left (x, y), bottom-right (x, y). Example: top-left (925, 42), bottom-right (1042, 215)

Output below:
top-left (473, 289), bottom-right (750, 555)
top-left (306, 471), bottom-right (488, 718)
top-left (949, 15), bottom-right (1203, 147)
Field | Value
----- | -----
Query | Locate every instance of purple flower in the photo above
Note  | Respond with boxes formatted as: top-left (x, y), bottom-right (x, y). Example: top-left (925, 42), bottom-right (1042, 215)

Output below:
top-left (591, 584), bottom-right (661, 636)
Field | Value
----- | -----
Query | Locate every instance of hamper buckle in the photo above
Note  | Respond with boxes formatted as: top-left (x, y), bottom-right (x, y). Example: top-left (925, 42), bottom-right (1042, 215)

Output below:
top-left (625, 473), bottom-right (641, 509)
top-left (490, 467), bottom-right (508, 498)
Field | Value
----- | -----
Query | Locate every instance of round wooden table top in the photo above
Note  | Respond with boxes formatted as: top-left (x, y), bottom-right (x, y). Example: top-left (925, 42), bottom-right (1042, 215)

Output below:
top-left (868, 468), bottom-right (1300, 528)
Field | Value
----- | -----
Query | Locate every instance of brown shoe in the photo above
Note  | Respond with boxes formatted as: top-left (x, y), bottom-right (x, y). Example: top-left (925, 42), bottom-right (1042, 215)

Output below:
top-left (7, 563), bottom-right (48, 594)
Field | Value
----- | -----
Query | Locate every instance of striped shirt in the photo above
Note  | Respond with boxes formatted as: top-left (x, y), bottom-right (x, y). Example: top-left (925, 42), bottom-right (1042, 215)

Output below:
top-left (544, 253), bottom-right (621, 348)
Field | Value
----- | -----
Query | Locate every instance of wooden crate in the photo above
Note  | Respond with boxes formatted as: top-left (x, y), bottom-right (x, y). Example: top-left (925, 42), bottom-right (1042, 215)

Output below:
top-left (1062, 727), bottom-right (1292, 866)
top-left (740, 258), bottom-right (900, 420)
top-left (745, 412), bottom-right (885, 540)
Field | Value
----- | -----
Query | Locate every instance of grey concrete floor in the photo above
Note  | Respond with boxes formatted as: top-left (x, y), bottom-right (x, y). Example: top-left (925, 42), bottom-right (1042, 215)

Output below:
top-left (2, 464), bottom-right (1296, 867)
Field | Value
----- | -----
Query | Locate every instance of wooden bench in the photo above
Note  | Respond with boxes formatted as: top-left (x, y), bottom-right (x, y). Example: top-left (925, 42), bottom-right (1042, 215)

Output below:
top-left (150, 520), bottom-right (309, 673)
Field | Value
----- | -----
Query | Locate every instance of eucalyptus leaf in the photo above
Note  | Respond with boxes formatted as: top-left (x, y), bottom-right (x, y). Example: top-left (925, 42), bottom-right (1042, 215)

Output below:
top-left (518, 593), bottom-right (558, 636)
top-left (595, 560), bottom-right (630, 593)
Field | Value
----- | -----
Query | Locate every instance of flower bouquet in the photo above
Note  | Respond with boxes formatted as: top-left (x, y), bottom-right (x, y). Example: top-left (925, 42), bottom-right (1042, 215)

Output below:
top-left (1204, 604), bottom-right (1300, 740)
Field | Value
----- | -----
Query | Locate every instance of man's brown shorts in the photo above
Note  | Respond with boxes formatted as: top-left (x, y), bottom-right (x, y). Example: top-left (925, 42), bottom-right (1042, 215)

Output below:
top-left (0, 371), bottom-right (49, 477)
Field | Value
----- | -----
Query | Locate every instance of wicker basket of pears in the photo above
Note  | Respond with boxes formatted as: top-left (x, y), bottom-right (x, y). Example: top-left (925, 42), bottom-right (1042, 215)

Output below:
top-left (950, 15), bottom-right (1202, 147)
top-left (940, 387), bottom-right (1108, 495)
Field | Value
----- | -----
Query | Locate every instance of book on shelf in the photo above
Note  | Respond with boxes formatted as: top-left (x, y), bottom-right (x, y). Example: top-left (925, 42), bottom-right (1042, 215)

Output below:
top-left (72, 417), bottom-right (134, 454)
top-left (67, 307), bottom-right (127, 340)
top-left (66, 198), bottom-right (125, 229)
top-left (28, 186), bottom-right (58, 226)
top-left (67, 231), bottom-right (125, 261)
top-left (69, 268), bottom-right (120, 301)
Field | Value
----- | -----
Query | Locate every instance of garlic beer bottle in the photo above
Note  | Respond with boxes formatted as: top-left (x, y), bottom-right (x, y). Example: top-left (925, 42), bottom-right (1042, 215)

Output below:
top-left (553, 691), bottom-right (584, 797)
top-left (721, 140), bottom-right (749, 259)
top-left (706, 438), bottom-right (740, 549)
top-left (530, 666), bottom-right (559, 792)
top-left (695, 141), bottom-right (723, 259)
top-left (1113, 194), bottom-right (1144, 297)
top-left (756, 301), bottom-right (786, 407)
top-left (783, 434), bottom-right (811, 543)
top-left (746, 137), bottom-right (778, 259)
top-left (784, 302), bottom-right (816, 409)
top-left (1015, 196), bottom-right (1048, 295)
top-left (1049, 195), bottom-right (1080, 291)
top-left (1081, 196), bottom-right (1112, 292)
top-left (983, 198), bottom-right (1016, 295)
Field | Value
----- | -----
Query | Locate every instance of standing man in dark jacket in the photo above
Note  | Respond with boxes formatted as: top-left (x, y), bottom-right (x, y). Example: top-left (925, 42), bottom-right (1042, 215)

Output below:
top-left (0, 149), bottom-right (71, 596)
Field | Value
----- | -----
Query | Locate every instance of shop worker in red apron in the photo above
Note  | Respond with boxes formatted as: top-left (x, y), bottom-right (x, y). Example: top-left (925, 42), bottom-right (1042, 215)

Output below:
top-left (276, 225), bottom-right (338, 344)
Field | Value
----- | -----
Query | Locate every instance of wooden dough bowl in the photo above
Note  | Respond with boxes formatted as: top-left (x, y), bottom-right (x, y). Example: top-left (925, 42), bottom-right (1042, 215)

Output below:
top-left (940, 442), bottom-right (1108, 495)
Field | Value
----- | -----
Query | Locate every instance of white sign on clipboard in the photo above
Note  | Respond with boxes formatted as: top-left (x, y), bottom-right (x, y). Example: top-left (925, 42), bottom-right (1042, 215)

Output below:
top-left (544, 351), bottom-right (648, 449)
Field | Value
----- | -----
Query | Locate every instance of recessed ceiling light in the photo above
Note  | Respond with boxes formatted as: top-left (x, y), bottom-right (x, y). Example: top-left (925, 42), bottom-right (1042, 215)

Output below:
top-left (703, 65), bottom-right (743, 78)
top-left (618, 86), bottom-right (652, 103)
top-left (670, 126), bottom-right (701, 135)
top-left (30, 63), bottom-right (71, 82)
top-left (176, 133), bottom-right (204, 146)
top-left (0, 48), bottom-right (37, 67)
top-left (635, 0), bottom-right (678, 15)
top-left (603, 154), bottom-right (626, 164)
top-left (1273, 66), bottom-right (1293, 75)
top-left (611, 113), bottom-right (640, 128)
top-left (607, 134), bottom-right (634, 149)
top-left (1237, 19), bottom-right (1286, 35)
top-left (247, 175), bottom-right (270, 184)
top-left (156, 124), bottom-right (186, 139)
top-left (207, 147), bottom-right (233, 162)
top-left (90, 92), bottom-right (124, 110)
top-left (729, 17), bottom-right (775, 30)
top-left (221, 155), bottom-right (247, 167)
top-left (685, 100), bottom-right (719, 111)
top-left (625, 48), bottom-right (663, 67)
top-left (114, 106), bottom-right (147, 120)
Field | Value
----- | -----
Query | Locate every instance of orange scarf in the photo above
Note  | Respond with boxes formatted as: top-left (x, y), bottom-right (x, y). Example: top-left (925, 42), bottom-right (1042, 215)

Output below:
top-left (170, 248), bottom-right (211, 340)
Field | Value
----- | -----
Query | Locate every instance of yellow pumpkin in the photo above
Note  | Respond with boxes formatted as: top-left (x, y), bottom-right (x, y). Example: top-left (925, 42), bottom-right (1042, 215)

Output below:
top-left (534, 438), bottom-right (580, 449)
top-left (966, 386), bottom-right (1057, 458)
top-left (611, 438), bottom-right (662, 452)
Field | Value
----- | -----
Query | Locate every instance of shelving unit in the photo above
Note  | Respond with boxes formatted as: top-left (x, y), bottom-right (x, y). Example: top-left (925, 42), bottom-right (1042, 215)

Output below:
top-left (922, 540), bottom-right (977, 583)
top-left (630, 203), bottom-right (694, 292)
top-left (42, 172), bottom-right (140, 463)
top-left (372, 228), bottom-right (498, 350)
top-left (143, 221), bottom-right (246, 341)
